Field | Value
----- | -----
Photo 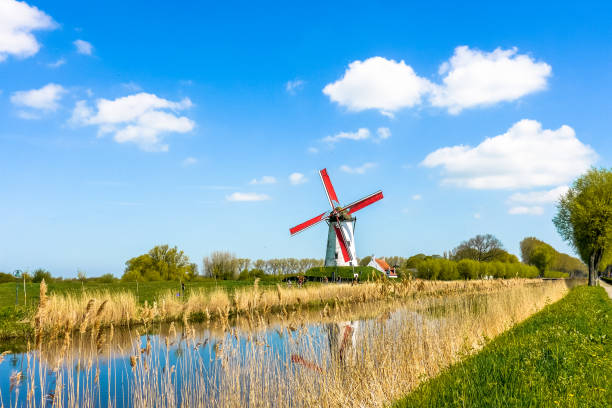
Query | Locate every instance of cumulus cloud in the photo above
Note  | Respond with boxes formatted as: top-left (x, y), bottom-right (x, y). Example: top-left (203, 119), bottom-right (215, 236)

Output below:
top-left (71, 92), bottom-right (195, 152)
top-left (47, 57), bottom-right (65, 68)
top-left (250, 176), bottom-right (277, 185)
top-left (508, 206), bottom-right (544, 215)
top-left (11, 83), bottom-right (66, 115)
top-left (377, 127), bottom-right (391, 140)
top-left (322, 128), bottom-right (370, 144)
top-left (340, 162), bottom-right (377, 175)
top-left (289, 172), bottom-right (307, 185)
top-left (430, 46), bottom-right (551, 114)
top-left (422, 119), bottom-right (596, 189)
top-left (74, 39), bottom-right (93, 55)
top-left (321, 127), bottom-right (391, 145)
top-left (0, 0), bottom-right (56, 62)
top-left (226, 192), bottom-right (271, 202)
top-left (285, 79), bottom-right (304, 94)
top-left (323, 47), bottom-right (551, 116)
top-left (509, 186), bottom-right (569, 204)
top-left (323, 57), bottom-right (432, 115)
top-left (181, 157), bottom-right (197, 167)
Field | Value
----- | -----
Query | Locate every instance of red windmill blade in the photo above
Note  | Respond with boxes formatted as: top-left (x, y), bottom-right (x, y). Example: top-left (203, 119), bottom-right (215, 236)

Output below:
top-left (343, 190), bottom-right (384, 215)
top-left (333, 222), bottom-right (352, 262)
top-left (289, 212), bottom-right (329, 236)
top-left (319, 168), bottom-right (340, 209)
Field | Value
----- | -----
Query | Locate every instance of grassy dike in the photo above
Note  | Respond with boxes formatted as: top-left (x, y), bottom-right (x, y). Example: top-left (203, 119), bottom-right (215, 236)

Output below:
top-left (393, 285), bottom-right (611, 408)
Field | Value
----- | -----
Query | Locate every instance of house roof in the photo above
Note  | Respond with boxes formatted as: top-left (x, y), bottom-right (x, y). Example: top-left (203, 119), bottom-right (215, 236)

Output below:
top-left (375, 258), bottom-right (391, 271)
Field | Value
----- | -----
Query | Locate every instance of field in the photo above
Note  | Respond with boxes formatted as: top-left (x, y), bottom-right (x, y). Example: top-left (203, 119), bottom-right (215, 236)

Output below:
top-left (393, 285), bottom-right (612, 407)
top-left (0, 279), bottom-right (280, 340)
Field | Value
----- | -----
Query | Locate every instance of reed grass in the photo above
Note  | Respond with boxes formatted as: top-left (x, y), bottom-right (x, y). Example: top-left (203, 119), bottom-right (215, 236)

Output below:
top-left (34, 278), bottom-right (554, 336)
top-left (3, 278), bottom-right (577, 408)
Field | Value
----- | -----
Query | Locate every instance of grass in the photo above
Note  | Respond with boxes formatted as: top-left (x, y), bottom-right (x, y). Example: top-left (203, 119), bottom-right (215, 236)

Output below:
top-left (393, 285), bottom-right (612, 408)
top-left (0, 279), bottom-right (282, 309)
top-left (0, 279), bottom-right (280, 340)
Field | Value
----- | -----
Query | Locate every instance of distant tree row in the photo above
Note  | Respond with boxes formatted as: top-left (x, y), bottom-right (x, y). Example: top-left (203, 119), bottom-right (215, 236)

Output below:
top-left (414, 258), bottom-right (539, 280)
top-left (520, 237), bottom-right (587, 277)
top-left (202, 252), bottom-right (324, 280)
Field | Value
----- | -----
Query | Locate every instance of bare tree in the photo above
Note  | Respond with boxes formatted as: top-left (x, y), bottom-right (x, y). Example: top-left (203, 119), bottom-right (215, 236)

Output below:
top-left (203, 251), bottom-right (239, 279)
top-left (452, 234), bottom-right (505, 262)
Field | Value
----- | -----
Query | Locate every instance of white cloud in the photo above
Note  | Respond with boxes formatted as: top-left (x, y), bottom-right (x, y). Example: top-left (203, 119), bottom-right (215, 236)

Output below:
top-left (422, 119), bottom-right (596, 189)
top-left (74, 39), bottom-right (93, 55)
top-left (121, 82), bottom-right (142, 92)
top-left (509, 186), bottom-right (569, 204)
top-left (226, 192), bottom-right (271, 202)
top-left (377, 127), bottom-right (391, 140)
top-left (181, 157), bottom-right (197, 167)
top-left (508, 206), bottom-right (544, 215)
top-left (11, 83), bottom-right (66, 113)
top-left (340, 162), bottom-right (377, 175)
top-left (285, 79), bottom-right (304, 94)
top-left (322, 128), bottom-right (370, 144)
top-left (323, 57), bottom-right (432, 114)
top-left (47, 57), bottom-right (65, 68)
top-left (249, 176), bottom-right (276, 185)
top-left (430, 46), bottom-right (551, 114)
top-left (411, 194), bottom-right (422, 200)
top-left (289, 172), bottom-right (307, 185)
top-left (307, 147), bottom-right (319, 154)
top-left (323, 47), bottom-right (551, 116)
top-left (0, 0), bottom-right (56, 61)
top-left (71, 92), bottom-right (195, 152)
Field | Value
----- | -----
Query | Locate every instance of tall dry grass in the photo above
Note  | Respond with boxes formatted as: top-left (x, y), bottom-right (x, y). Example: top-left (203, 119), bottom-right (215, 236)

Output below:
top-left (35, 278), bottom-right (555, 336)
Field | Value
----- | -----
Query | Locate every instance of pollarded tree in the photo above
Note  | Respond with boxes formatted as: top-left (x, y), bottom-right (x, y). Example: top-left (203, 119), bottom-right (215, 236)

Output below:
top-left (553, 168), bottom-right (612, 286)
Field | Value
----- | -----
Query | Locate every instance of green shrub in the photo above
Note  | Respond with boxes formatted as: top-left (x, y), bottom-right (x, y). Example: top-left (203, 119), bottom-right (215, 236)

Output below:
top-left (457, 259), bottom-right (479, 279)
top-left (0, 272), bottom-right (16, 283)
top-left (543, 270), bottom-right (570, 278)
top-left (303, 266), bottom-right (379, 281)
top-left (32, 269), bottom-right (53, 283)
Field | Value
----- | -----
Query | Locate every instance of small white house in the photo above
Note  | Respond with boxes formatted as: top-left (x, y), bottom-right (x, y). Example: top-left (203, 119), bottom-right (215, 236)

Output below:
top-left (367, 256), bottom-right (398, 278)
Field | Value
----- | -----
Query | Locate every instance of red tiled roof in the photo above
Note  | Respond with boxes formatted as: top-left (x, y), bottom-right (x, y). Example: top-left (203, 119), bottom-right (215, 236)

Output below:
top-left (375, 258), bottom-right (391, 271)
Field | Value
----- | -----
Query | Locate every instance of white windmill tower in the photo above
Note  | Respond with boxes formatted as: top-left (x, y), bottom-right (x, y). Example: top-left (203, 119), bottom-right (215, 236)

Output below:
top-left (289, 168), bottom-right (383, 267)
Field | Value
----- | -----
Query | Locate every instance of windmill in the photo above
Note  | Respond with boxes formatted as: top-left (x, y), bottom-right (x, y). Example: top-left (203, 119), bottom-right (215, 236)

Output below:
top-left (289, 168), bottom-right (383, 267)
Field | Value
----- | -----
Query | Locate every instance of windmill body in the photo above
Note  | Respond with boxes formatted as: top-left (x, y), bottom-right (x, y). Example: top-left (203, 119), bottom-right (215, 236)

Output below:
top-left (325, 217), bottom-right (356, 266)
top-left (290, 168), bottom-right (383, 267)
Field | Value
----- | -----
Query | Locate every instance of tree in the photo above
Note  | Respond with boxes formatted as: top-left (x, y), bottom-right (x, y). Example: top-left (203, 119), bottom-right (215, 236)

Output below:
top-left (203, 251), bottom-right (239, 279)
top-left (359, 256), bottom-right (372, 267)
top-left (452, 234), bottom-right (506, 262)
top-left (553, 168), bottom-right (612, 286)
top-left (32, 269), bottom-right (53, 283)
top-left (530, 245), bottom-right (555, 275)
top-left (123, 245), bottom-right (197, 281)
top-left (519, 237), bottom-right (587, 277)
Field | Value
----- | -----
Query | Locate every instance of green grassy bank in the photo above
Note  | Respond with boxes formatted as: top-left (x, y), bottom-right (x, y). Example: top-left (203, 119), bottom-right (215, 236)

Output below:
top-left (393, 285), bottom-right (611, 407)
top-left (0, 279), bottom-right (284, 341)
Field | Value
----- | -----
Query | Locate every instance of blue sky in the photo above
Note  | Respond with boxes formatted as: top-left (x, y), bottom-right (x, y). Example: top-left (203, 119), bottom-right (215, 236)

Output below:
top-left (1, 0), bottom-right (611, 277)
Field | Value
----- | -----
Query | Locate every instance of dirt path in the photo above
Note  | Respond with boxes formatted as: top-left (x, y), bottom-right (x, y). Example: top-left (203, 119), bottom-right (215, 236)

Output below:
top-left (600, 279), bottom-right (612, 299)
